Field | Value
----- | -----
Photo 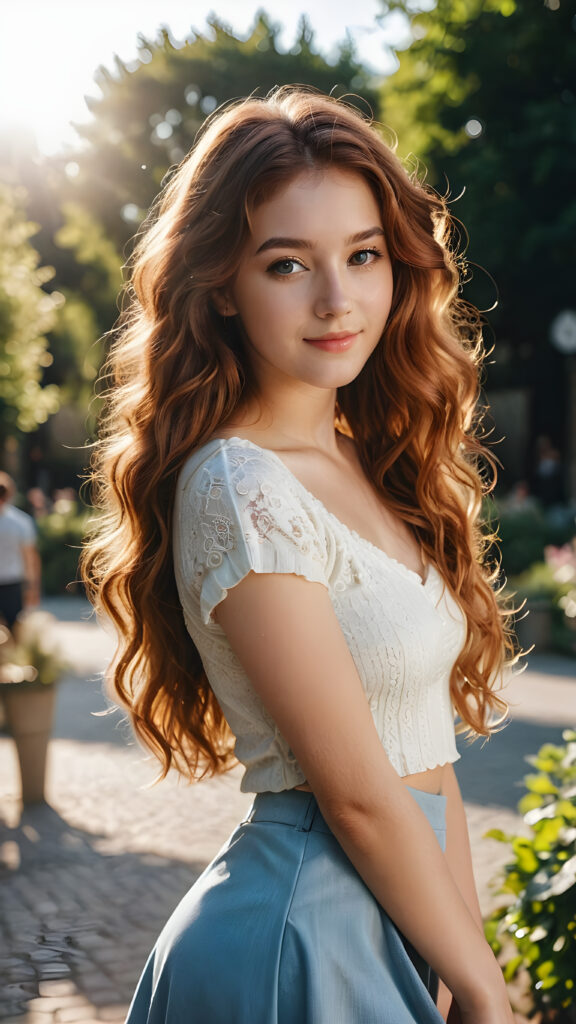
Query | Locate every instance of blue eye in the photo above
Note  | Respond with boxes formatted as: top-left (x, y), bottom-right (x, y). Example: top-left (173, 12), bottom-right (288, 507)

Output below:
top-left (349, 248), bottom-right (382, 266)
top-left (268, 258), bottom-right (304, 276)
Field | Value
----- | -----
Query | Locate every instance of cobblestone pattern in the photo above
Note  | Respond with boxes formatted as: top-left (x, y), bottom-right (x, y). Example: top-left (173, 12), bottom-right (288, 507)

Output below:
top-left (0, 601), bottom-right (574, 1021)
top-left (0, 744), bottom-right (252, 1020)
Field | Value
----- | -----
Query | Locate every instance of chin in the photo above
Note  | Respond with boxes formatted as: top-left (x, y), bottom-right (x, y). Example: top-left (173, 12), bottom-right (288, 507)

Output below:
top-left (309, 363), bottom-right (369, 390)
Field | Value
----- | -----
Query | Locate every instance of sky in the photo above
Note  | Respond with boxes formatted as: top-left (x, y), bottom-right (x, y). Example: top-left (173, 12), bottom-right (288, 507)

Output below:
top-left (0, 0), bottom-right (413, 155)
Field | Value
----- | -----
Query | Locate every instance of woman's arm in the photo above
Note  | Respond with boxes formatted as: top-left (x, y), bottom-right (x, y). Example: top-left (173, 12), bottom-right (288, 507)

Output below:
top-left (437, 764), bottom-right (485, 1019)
top-left (216, 571), bottom-right (513, 1021)
top-left (442, 764), bottom-right (484, 932)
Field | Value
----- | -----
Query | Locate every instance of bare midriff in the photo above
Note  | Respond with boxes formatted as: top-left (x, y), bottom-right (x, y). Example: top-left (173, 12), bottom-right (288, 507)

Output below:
top-left (294, 762), bottom-right (447, 798)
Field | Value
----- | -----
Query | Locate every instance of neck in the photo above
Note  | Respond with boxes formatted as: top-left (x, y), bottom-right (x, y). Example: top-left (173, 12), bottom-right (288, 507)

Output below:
top-left (231, 380), bottom-right (342, 455)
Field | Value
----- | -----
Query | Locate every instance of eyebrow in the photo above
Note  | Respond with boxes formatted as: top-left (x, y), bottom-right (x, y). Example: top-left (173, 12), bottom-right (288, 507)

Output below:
top-left (254, 226), bottom-right (386, 255)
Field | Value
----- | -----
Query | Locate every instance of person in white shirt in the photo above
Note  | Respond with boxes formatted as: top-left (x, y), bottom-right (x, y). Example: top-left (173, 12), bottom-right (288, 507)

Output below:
top-left (0, 472), bottom-right (41, 629)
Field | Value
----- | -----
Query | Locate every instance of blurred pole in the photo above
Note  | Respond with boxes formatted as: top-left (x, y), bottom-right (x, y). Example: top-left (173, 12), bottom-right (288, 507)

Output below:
top-left (549, 311), bottom-right (576, 505)
top-left (569, 356), bottom-right (576, 504)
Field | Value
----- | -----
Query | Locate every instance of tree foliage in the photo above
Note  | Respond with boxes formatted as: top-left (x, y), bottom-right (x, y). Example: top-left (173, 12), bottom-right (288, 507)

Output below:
top-left (0, 11), bottom-right (380, 479)
top-left (485, 730), bottom-right (576, 1019)
top-left (378, 0), bottom-right (575, 409)
top-left (68, 12), bottom-right (379, 252)
top-left (4, 3), bottom-right (571, 490)
top-left (48, 202), bottom-right (122, 403)
top-left (0, 184), bottom-right (60, 449)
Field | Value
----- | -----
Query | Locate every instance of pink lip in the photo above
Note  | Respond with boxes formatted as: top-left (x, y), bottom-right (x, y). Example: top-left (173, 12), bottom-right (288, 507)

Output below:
top-left (304, 332), bottom-right (358, 352)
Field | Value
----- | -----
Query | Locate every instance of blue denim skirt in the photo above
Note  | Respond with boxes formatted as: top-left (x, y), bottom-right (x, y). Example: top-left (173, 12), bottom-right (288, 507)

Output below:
top-left (126, 786), bottom-right (446, 1023)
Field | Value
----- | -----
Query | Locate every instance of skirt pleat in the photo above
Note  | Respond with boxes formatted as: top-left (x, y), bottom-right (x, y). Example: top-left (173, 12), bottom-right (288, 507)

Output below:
top-left (126, 787), bottom-right (447, 1024)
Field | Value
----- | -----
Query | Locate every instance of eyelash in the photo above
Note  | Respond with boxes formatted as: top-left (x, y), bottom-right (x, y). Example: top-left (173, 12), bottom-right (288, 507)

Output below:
top-left (267, 248), bottom-right (384, 276)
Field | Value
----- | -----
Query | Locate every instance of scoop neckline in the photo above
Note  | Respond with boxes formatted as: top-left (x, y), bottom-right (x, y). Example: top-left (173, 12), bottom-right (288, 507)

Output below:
top-left (210, 435), bottom-right (433, 589)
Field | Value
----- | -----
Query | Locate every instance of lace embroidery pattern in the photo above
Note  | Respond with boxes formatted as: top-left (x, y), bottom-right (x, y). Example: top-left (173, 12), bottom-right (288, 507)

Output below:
top-left (233, 452), bottom-right (325, 561)
top-left (193, 451), bottom-right (327, 582)
top-left (200, 477), bottom-right (235, 569)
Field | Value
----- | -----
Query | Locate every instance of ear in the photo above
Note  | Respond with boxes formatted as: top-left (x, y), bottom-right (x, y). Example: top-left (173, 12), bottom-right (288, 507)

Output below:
top-left (212, 290), bottom-right (238, 317)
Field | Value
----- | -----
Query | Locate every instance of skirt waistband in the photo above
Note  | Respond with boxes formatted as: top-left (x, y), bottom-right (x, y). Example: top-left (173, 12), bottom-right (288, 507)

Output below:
top-left (245, 785), bottom-right (447, 835)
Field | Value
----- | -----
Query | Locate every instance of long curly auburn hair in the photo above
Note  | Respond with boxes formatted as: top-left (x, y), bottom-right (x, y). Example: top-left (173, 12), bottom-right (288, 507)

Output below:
top-left (82, 86), bottom-right (516, 782)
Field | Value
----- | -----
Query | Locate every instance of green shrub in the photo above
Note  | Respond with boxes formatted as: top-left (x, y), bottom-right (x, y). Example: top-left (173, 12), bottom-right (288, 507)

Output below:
top-left (496, 503), bottom-right (549, 577)
top-left (36, 501), bottom-right (89, 595)
top-left (485, 730), bottom-right (576, 1020)
top-left (511, 562), bottom-right (564, 602)
top-left (508, 556), bottom-right (576, 657)
top-left (487, 499), bottom-right (575, 578)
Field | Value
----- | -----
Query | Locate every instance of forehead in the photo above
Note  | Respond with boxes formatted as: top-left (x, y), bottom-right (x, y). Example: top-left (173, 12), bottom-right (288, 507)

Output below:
top-left (248, 168), bottom-right (382, 240)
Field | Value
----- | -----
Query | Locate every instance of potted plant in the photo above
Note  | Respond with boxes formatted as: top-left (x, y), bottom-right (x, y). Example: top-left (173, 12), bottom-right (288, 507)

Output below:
top-left (0, 611), bottom-right (68, 804)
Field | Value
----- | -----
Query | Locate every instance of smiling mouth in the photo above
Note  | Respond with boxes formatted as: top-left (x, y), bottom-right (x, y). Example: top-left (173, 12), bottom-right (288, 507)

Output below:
top-left (305, 331), bottom-right (359, 342)
top-left (304, 331), bottom-right (359, 352)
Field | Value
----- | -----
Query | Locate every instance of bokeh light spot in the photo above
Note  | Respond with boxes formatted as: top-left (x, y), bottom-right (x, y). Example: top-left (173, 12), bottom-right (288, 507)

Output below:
top-left (155, 121), bottom-right (173, 140)
top-left (465, 118), bottom-right (484, 138)
top-left (200, 95), bottom-right (217, 114)
top-left (121, 203), bottom-right (141, 223)
top-left (185, 86), bottom-right (200, 106)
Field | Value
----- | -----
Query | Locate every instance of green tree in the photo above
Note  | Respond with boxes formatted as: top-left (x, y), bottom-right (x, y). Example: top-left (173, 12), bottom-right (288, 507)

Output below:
top-left (0, 184), bottom-right (60, 455)
top-left (48, 202), bottom-right (122, 405)
top-left (378, 0), bottom-right (575, 449)
top-left (68, 12), bottom-right (379, 251)
top-left (1, 11), bottom-right (380, 483)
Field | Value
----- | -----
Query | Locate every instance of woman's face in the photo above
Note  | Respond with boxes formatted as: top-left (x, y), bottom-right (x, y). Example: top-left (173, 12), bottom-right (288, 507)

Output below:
top-left (225, 167), bottom-right (394, 397)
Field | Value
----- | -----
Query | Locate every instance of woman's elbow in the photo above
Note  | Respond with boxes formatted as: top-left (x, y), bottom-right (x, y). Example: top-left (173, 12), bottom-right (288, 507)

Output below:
top-left (320, 792), bottom-right (388, 853)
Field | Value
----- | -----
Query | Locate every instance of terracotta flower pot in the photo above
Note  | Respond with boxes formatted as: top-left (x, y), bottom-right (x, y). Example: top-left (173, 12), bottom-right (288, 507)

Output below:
top-left (2, 684), bottom-right (57, 804)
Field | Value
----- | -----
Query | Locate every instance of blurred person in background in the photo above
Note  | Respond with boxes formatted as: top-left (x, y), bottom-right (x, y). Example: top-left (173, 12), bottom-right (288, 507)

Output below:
top-left (0, 471), bottom-right (41, 629)
top-left (531, 434), bottom-right (565, 508)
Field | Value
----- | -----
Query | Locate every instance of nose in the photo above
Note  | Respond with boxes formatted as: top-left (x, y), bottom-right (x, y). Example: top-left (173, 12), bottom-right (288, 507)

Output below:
top-left (313, 268), bottom-right (352, 319)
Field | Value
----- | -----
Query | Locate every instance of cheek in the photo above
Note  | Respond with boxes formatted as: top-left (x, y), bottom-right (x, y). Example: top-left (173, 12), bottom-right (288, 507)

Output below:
top-left (239, 287), bottom-right (298, 337)
top-left (373, 270), bottom-right (394, 318)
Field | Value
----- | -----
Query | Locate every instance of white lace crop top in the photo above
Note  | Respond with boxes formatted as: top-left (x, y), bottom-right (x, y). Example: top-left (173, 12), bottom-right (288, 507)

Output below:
top-left (173, 437), bottom-right (466, 793)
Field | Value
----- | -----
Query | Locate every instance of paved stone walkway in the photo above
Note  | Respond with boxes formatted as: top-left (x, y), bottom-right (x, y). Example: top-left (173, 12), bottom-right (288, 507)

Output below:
top-left (0, 598), bottom-right (574, 1022)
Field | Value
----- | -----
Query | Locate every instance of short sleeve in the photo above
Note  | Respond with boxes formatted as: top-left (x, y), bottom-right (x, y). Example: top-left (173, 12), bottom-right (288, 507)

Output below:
top-left (174, 443), bottom-right (329, 625)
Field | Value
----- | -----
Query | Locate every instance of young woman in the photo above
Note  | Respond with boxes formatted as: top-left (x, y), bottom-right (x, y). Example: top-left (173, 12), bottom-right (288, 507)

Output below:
top-left (83, 87), bottom-right (517, 1023)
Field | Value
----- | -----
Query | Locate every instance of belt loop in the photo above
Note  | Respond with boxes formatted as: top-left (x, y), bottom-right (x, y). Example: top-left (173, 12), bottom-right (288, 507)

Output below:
top-left (298, 794), bottom-right (318, 832)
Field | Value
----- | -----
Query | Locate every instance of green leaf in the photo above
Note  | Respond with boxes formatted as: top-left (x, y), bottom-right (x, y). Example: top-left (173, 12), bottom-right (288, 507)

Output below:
top-left (518, 792), bottom-right (544, 815)
top-left (540, 975), bottom-right (560, 990)
top-left (484, 917), bottom-right (502, 945)
top-left (512, 838), bottom-right (540, 874)
top-left (503, 954), bottom-right (524, 981)
top-left (536, 959), bottom-right (555, 980)
top-left (502, 872), bottom-right (526, 896)
top-left (524, 942), bottom-right (542, 966)
top-left (533, 817), bottom-right (564, 851)
top-left (484, 828), bottom-right (510, 842)
top-left (524, 773), bottom-right (559, 796)
top-left (556, 800), bottom-right (576, 822)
